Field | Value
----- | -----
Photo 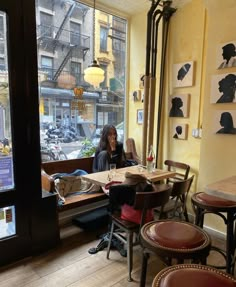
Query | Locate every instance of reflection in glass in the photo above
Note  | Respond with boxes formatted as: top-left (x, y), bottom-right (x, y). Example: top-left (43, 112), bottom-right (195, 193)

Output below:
top-left (0, 12), bottom-right (14, 191)
top-left (0, 206), bottom-right (16, 239)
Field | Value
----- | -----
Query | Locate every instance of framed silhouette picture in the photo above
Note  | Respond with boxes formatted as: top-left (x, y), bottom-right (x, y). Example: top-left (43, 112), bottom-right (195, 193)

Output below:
top-left (210, 73), bottom-right (236, 104)
top-left (172, 124), bottom-right (188, 140)
top-left (216, 41), bottom-right (236, 69)
top-left (214, 110), bottom-right (236, 134)
top-left (169, 94), bottom-right (190, 118)
top-left (137, 109), bottom-right (143, 124)
top-left (173, 61), bottom-right (194, 87)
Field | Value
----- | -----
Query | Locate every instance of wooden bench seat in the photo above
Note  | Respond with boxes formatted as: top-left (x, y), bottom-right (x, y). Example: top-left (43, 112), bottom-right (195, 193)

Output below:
top-left (41, 138), bottom-right (139, 213)
top-left (41, 157), bottom-right (108, 212)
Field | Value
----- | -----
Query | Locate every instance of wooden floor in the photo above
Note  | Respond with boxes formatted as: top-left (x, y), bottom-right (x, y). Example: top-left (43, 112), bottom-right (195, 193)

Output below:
top-left (0, 222), bottom-right (229, 287)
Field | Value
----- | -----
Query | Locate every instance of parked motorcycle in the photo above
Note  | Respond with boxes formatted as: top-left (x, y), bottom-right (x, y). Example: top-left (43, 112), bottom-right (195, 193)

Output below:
top-left (46, 124), bottom-right (78, 143)
top-left (41, 137), bottom-right (67, 162)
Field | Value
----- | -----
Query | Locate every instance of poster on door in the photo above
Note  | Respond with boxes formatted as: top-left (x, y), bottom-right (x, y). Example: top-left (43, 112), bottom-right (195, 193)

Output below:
top-left (0, 156), bottom-right (14, 191)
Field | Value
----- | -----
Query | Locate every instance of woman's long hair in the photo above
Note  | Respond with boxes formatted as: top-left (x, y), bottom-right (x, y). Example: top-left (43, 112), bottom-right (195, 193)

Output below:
top-left (98, 124), bottom-right (117, 150)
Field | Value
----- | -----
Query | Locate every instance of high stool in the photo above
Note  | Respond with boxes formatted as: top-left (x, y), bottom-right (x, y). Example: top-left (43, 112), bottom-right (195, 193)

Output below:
top-left (139, 220), bottom-right (211, 287)
top-left (152, 264), bottom-right (236, 287)
top-left (191, 192), bottom-right (236, 275)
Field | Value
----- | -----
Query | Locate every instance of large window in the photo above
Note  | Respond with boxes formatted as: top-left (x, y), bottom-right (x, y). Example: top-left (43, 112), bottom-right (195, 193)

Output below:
top-left (70, 21), bottom-right (81, 46)
top-left (41, 55), bottom-right (53, 80)
top-left (100, 26), bottom-right (108, 52)
top-left (39, 11), bottom-right (53, 38)
top-left (36, 0), bottom-right (127, 161)
top-left (112, 17), bottom-right (126, 52)
top-left (99, 63), bottom-right (107, 89)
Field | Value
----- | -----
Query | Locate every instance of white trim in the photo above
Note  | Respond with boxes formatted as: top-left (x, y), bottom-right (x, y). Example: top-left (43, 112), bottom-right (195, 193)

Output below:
top-left (77, 0), bottom-right (131, 19)
top-left (38, 7), bottom-right (55, 16)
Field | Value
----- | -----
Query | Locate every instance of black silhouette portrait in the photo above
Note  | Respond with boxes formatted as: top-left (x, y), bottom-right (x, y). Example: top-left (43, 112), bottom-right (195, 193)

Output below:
top-left (216, 74), bottom-right (236, 103)
top-left (173, 126), bottom-right (182, 139)
top-left (217, 112), bottom-right (236, 134)
top-left (218, 43), bottom-right (236, 69)
top-left (177, 63), bottom-right (191, 81)
top-left (169, 97), bottom-right (184, 117)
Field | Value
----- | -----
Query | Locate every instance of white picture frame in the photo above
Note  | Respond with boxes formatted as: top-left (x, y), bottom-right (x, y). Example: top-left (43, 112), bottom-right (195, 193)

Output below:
top-left (169, 94), bottom-right (190, 118)
top-left (172, 123), bottom-right (188, 140)
top-left (210, 73), bottom-right (236, 104)
top-left (137, 109), bottom-right (143, 124)
top-left (214, 110), bottom-right (236, 134)
top-left (216, 41), bottom-right (236, 69)
top-left (173, 61), bottom-right (194, 88)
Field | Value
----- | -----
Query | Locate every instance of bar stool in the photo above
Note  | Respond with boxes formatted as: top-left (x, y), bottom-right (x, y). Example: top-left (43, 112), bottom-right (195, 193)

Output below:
top-left (191, 192), bottom-right (236, 275)
top-left (139, 220), bottom-right (211, 287)
top-left (152, 264), bottom-right (236, 287)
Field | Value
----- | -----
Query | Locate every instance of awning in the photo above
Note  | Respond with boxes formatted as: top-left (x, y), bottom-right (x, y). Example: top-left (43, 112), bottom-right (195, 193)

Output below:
top-left (96, 103), bottom-right (124, 108)
top-left (39, 87), bottom-right (99, 100)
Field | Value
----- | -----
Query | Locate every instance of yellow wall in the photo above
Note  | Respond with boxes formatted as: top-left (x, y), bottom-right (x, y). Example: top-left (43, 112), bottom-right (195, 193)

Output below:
top-left (198, 0), bottom-right (236, 231)
top-left (128, 13), bottom-right (147, 155)
top-left (128, 0), bottom-right (236, 233)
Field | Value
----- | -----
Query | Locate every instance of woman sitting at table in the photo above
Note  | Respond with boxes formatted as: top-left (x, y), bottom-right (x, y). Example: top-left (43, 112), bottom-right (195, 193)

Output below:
top-left (93, 124), bottom-right (126, 172)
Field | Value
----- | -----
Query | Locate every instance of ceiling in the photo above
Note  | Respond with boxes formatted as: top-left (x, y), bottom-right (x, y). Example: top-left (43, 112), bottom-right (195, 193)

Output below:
top-left (95, 0), bottom-right (192, 17)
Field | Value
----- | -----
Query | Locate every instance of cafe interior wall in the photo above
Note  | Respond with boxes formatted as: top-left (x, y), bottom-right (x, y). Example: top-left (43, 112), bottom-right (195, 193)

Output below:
top-left (128, 0), bottom-right (236, 234)
top-left (198, 0), bottom-right (236, 233)
top-left (128, 1), bottom-right (204, 188)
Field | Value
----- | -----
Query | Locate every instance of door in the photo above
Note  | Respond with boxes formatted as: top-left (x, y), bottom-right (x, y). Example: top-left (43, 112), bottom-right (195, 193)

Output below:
top-left (0, 0), bottom-right (43, 265)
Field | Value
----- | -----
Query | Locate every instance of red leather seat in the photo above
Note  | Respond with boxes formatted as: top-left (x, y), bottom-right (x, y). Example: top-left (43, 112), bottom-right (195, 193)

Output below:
top-left (139, 220), bottom-right (211, 287)
top-left (152, 264), bottom-right (236, 287)
top-left (191, 192), bottom-right (236, 274)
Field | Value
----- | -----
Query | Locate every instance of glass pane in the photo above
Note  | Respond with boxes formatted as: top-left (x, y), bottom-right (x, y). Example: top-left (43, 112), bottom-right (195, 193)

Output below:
top-left (0, 11), bottom-right (14, 191)
top-left (36, 0), bottom-right (126, 161)
top-left (0, 206), bottom-right (16, 239)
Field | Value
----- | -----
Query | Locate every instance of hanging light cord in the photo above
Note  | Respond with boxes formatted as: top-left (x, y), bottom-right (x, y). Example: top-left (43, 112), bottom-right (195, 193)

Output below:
top-left (92, 0), bottom-right (95, 61)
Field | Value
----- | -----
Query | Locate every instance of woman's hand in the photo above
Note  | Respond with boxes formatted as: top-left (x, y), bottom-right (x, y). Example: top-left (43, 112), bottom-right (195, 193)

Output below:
top-left (108, 135), bottom-right (116, 151)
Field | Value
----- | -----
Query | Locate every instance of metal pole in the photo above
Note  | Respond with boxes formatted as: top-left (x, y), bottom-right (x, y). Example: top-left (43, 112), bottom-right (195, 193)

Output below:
top-left (148, 12), bottom-right (162, 151)
top-left (155, 2), bottom-right (176, 167)
top-left (142, 0), bottom-right (161, 164)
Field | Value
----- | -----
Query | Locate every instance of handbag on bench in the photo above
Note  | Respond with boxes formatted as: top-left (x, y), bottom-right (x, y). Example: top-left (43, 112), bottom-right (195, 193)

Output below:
top-left (52, 171), bottom-right (100, 203)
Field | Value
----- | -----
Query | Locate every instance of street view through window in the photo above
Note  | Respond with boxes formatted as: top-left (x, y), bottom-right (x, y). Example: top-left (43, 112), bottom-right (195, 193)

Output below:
top-left (36, 0), bottom-right (127, 161)
top-left (0, 11), bottom-right (16, 238)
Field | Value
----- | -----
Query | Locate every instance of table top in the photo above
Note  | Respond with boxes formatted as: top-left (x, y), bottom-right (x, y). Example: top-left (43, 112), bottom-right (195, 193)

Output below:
top-left (81, 165), bottom-right (176, 187)
top-left (205, 175), bottom-right (236, 201)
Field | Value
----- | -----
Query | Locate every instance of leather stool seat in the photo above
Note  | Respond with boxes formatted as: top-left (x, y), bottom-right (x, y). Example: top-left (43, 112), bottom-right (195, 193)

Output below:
top-left (152, 264), bottom-right (236, 287)
top-left (139, 220), bottom-right (211, 287)
top-left (191, 192), bottom-right (236, 274)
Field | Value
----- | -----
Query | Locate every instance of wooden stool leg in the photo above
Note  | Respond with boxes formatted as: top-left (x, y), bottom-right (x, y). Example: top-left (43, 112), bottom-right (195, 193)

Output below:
top-left (183, 208), bottom-right (189, 222)
top-left (140, 252), bottom-right (149, 287)
top-left (127, 232), bottom-right (133, 282)
top-left (226, 212), bottom-right (234, 274)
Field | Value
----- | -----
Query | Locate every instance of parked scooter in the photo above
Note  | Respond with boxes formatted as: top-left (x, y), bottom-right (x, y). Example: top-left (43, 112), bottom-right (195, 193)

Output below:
top-left (41, 137), bottom-right (67, 162)
top-left (45, 124), bottom-right (78, 143)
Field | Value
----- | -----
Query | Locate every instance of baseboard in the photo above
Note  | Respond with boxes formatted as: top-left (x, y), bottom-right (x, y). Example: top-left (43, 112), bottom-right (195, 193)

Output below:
top-left (188, 213), bottom-right (226, 240)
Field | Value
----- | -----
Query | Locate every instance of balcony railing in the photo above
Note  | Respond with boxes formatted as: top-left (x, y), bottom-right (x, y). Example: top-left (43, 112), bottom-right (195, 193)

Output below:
top-left (37, 24), bottom-right (90, 52)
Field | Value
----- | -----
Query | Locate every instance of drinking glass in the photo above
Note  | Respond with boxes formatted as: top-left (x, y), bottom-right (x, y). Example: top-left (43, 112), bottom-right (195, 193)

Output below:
top-left (137, 160), bottom-right (144, 172)
top-left (109, 163), bottom-right (116, 178)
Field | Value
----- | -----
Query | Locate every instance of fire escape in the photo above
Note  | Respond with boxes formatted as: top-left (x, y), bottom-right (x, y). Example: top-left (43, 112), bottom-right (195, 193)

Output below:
top-left (37, 1), bottom-right (90, 86)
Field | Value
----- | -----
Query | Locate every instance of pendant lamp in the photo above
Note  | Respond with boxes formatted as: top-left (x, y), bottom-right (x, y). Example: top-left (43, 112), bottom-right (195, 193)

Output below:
top-left (84, 0), bottom-right (104, 88)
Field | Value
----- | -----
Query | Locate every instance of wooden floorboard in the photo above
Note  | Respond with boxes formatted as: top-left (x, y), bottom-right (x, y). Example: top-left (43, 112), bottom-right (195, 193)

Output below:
top-left (0, 222), bottom-right (229, 287)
